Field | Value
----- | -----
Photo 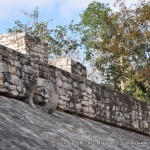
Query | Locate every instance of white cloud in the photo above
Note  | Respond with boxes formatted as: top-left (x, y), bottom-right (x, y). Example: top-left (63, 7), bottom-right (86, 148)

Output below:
top-left (0, 0), bottom-right (145, 21)
top-left (0, 0), bottom-right (59, 20)
top-left (0, 0), bottom-right (114, 20)
top-left (59, 0), bottom-right (92, 18)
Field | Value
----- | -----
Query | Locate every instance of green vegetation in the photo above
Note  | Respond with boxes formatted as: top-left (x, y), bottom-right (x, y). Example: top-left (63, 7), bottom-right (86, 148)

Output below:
top-left (8, 6), bottom-right (80, 59)
top-left (78, 0), bottom-right (150, 101)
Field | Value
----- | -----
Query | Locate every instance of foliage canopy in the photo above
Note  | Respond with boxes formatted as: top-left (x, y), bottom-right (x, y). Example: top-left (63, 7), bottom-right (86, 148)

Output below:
top-left (79, 0), bottom-right (150, 101)
top-left (8, 6), bottom-right (80, 59)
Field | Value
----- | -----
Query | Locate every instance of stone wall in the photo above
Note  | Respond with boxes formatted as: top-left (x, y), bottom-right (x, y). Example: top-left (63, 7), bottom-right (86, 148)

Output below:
top-left (49, 58), bottom-right (87, 78)
top-left (0, 33), bottom-right (150, 135)
top-left (0, 33), bottom-right (48, 63)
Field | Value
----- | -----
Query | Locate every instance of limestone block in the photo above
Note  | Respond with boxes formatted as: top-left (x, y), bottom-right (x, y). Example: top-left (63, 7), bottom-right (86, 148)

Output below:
top-left (132, 120), bottom-right (139, 129)
top-left (132, 110), bottom-right (138, 120)
top-left (0, 34), bottom-right (3, 38)
top-left (92, 94), bottom-right (96, 99)
top-left (0, 86), bottom-right (7, 92)
top-left (63, 82), bottom-right (72, 90)
top-left (67, 59), bottom-right (72, 65)
top-left (33, 70), bottom-right (39, 77)
top-left (56, 78), bottom-right (63, 88)
top-left (106, 111), bottom-right (110, 118)
top-left (81, 101), bottom-right (88, 106)
top-left (0, 73), bottom-right (3, 79)
top-left (70, 102), bottom-right (74, 108)
top-left (4, 82), bottom-right (9, 88)
top-left (0, 80), bottom-right (3, 85)
top-left (87, 94), bottom-right (92, 99)
top-left (0, 62), bottom-right (8, 72)
top-left (32, 47), bottom-right (39, 52)
top-left (83, 92), bottom-right (87, 96)
top-left (0, 55), bottom-right (2, 60)
top-left (50, 77), bottom-right (56, 84)
top-left (58, 100), bottom-right (64, 106)
top-left (60, 95), bottom-right (70, 101)
top-left (11, 67), bottom-right (16, 74)
top-left (7, 35), bottom-right (15, 40)
top-left (14, 61), bottom-right (21, 68)
top-left (67, 78), bottom-right (72, 84)
top-left (62, 82), bottom-right (67, 89)
top-left (73, 82), bottom-right (77, 88)
top-left (89, 100), bottom-right (93, 105)
top-left (138, 116), bottom-right (142, 120)
top-left (115, 106), bottom-right (119, 111)
top-left (58, 60), bottom-right (67, 66)
top-left (55, 71), bottom-right (62, 77)
top-left (1, 37), bottom-right (7, 41)
top-left (76, 103), bottom-right (81, 110)
top-left (10, 75), bottom-right (21, 86)
top-left (83, 107), bottom-right (89, 113)
top-left (67, 91), bottom-right (72, 97)
top-left (23, 87), bottom-right (26, 94)
top-left (140, 121), bottom-right (149, 129)
top-left (84, 96), bottom-right (88, 101)
top-left (61, 76), bottom-right (66, 81)
top-left (23, 66), bottom-right (32, 74)
top-left (17, 86), bottom-right (22, 92)
top-left (58, 89), bottom-right (66, 96)
top-left (8, 65), bottom-right (11, 72)
top-left (89, 107), bottom-right (94, 114)
top-left (12, 90), bottom-right (18, 96)
top-left (80, 83), bottom-right (86, 92)
top-left (106, 106), bottom-right (109, 110)
top-left (10, 85), bottom-right (16, 91)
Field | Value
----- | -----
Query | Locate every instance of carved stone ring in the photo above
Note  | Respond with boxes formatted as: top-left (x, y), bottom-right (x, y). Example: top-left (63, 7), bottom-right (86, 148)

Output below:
top-left (27, 78), bottom-right (59, 114)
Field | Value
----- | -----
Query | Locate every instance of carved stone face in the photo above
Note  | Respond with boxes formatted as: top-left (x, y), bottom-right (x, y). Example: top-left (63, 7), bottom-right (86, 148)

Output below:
top-left (27, 78), bottom-right (59, 114)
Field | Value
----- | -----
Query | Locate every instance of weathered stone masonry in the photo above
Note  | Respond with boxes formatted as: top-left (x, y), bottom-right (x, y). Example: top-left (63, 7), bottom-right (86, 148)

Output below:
top-left (0, 33), bottom-right (150, 135)
top-left (49, 59), bottom-right (87, 78)
top-left (0, 33), bottom-right (48, 63)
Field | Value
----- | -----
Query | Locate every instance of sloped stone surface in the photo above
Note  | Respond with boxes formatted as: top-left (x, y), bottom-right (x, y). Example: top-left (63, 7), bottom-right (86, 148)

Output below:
top-left (0, 96), bottom-right (150, 150)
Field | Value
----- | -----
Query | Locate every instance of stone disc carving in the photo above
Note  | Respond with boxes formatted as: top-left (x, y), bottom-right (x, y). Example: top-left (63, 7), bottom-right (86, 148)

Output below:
top-left (27, 78), bottom-right (59, 114)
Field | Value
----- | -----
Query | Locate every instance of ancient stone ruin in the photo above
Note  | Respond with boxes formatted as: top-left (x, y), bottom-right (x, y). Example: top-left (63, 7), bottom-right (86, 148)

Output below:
top-left (0, 32), bottom-right (150, 135)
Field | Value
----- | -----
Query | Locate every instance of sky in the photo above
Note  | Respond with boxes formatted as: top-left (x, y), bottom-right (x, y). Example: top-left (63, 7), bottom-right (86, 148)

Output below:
top-left (0, 0), bottom-right (141, 34)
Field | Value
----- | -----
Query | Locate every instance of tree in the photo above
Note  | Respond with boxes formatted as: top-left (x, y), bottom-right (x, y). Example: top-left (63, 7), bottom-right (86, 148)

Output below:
top-left (8, 6), bottom-right (80, 60)
top-left (78, 0), bottom-right (150, 101)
